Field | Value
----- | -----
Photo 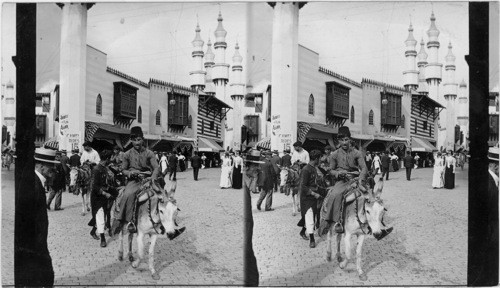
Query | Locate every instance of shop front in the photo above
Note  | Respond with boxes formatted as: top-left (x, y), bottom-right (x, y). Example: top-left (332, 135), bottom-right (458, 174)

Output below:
top-left (297, 122), bottom-right (337, 152)
top-left (198, 136), bottom-right (224, 168)
top-left (411, 137), bottom-right (438, 168)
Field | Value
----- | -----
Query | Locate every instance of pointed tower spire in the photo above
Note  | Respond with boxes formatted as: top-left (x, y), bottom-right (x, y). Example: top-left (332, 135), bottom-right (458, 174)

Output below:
top-left (204, 36), bottom-right (216, 95)
top-left (189, 21), bottom-right (206, 91)
top-left (403, 21), bottom-right (418, 91)
top-left (425, 11), bottom-right (443, 103)
top-left (417, 38), bottom-right (429, 95)
top-left (212, 10), bottom-right (230, 102)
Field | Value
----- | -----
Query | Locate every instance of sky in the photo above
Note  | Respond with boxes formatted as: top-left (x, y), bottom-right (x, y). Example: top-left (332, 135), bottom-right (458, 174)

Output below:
top-left (1, 1), bottom-right (498, 95)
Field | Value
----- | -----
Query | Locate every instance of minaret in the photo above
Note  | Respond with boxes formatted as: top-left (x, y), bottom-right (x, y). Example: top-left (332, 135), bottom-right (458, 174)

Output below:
top-left (204, 37), bottom-right (216, 95)
top-left (457, 79), bottom-right (468, 149)
top-left (230, 42), bottom-right (245, 150)
top-left (417, 38), bottom-right (429, 95)
top-left (403, 22), bottom-right (419, 91)
top-left (4, 80), bottom-right (15, 148)
top-left (212, 11), bottom-right (230, 103)
top-left (58, 3), bottom-right (93, 151)
top-left (425, 12), bottom-right (443, 103)
top-left (189, 22), bottom-right (206, 91)
top-left (444, 42), bottom-right (458, 150)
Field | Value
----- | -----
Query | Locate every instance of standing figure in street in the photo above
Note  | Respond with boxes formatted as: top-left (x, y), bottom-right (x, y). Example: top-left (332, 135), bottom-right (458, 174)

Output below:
top-left (390, 152), bottom-right (399, 171)
top-left (414, 153), bottom-right (420, 169)
top-left (167, 151), bottom-right (178, 181)
top-left (297, 150), bottom-right (324, 248)
top-left (80, 141), bottom-right (101, 166)
top-left (178, 152), bottom-right (186, 172)
top-left (242, 150), bottom-right (263, 286)
top-left (111, 126), bottom-right (160, 235)
top-left (444, 150), bottom-right (456, 189)
top-left (201, 153), bottom-right (207, 169)
top-left (372, 152), bottom-right (381, 175)
top-left (88, 150), bottom-right (118, 247)
top-left (232, 151), bottom-right (243, 189)
top-left (270, 150), bottom-right (281, 192)
top-left (69, 148), bottom-right (81, 168)
top-left (256, 152), bottom-right (276, 211)
top-left (46, 151), bottom-right (67, 211)
top-left (291, 141), bottom-right (310, 166)
top-left (60, 150), bottom-right (70, 187)
top-left (160, 152), bottom-right (168, 175)
top-left (403, 151), bottom-right (415, 181)
top-left (380, 151), bottom-right (391, 181)
top-left (220, 153), bottom-right (233, 189)
top-left (432, 152), bottom-right (445, 188)
top-left (190, 151), bottom-right (202, 181)
top-left (27, 148), bottom-right (58, 286)
top-left (364, 151), bottom-right (373, 173)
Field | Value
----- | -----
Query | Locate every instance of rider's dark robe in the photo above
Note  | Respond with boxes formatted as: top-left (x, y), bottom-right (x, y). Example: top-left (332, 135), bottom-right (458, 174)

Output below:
top-left (297, 163), bottom-right (319, 228)
top-left (88, 163), bottom-right (117, 228)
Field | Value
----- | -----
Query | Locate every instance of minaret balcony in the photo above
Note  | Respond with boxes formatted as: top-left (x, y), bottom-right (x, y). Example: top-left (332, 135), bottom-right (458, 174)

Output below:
top-left (445, 64), bottom-right (456, 70)
top-left (192, 51), bottom-right (204, 57)
top-left (212, 64), bottom-right (230, 80)
top-left (214, 41), bottom-right (227, 49)
top-left (405, 50), bottom-right (417, 57)
top-left (427, 41), bottom-right (440, 49)
top-left (425, 64), bottom-right (443, 80)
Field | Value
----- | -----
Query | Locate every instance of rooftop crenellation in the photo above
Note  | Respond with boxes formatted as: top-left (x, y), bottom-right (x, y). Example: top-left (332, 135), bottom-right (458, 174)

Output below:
top-left (318, 66), bottom-right (362, 88)
top-left (107, 67), bottom-right (149, 88)
top-left (361, 78), bottom-right (407, 93)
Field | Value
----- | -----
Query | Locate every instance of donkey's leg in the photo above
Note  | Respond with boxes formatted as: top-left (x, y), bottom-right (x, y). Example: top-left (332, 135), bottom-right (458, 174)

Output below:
top-left (339, 232), bottom-right (351, 269)
top-left (149, 234), bottom-right (160, 280)
top-left (292, 193), bottom-right (297, 216)
top-left (128, 232), bottom-right (135, 262)
top-left (297, 190), bottom-right (301, 212)
top-left (326, 228), bottom-right (332, 262)
top-left (132, 231), bottom-right (144, 268)
top-left (336, 233), bottom-right (343, 263)
top-left (118, 230), bottom-right (124, 261)
top-left (356, 234), bottom-right (367, 281)
top-left (81, 191), bottom-right (86, 216)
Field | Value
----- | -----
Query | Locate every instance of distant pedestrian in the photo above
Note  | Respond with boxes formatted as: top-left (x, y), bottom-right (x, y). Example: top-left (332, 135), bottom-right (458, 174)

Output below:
top-left (432, 152), bottom-right (445, 188)
top-left (256, 151), bottom-right (276, 211)
top-left (444, 150), bottom-right (456, 189)
top-left (365, 151), bottom-right (373, 173)
top-left (380, 151), bottom-right (391, 180)
top-left (414, 154), bottom-right (420, 169)
top-left (190, 151), bottom-right (202, 181)
top-left (372, 152), bottom-right (381, 175)
top-left (232, 151), bottom-right (243, 189)
top-left (167, 152), bottom-right (178, 181)
top-left (291, 141), bottom-right (310, 166)
top-left (220, 153), bottom-right (233, 189)
top-left (60, 150), bottom-right (70, 187)
top-left (46, 151), bottom-right (66, 211)
top-left (403, 151), bottom-right (415, 181)
top-left (201, 153), bottom-right (207, 169)
top-left (69, 148), bottom-right (81, 167)
top-left (178, 153), bottom-right (186, 172)
top-left (280, 149), bottom-right (292, 168)
top-left (270, 150), bottom-right (281, 192)
top-left (390, 152), bottom-right (399, 171)
top-left (80, 141), bottom-right (100, 166)
top-left (160, 152), bottom-right (168, 174)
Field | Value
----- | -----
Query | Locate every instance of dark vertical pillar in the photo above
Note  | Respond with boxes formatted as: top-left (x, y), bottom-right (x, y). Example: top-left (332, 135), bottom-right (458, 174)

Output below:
top-left (466, 2), bottom-right (496, 286)
top-left (14, 4), bottom-right (54, 286)
top-left (243, 165), bottom-right (259, 286)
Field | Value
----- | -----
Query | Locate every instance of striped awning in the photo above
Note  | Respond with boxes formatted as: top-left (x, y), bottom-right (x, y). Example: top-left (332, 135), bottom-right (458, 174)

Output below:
top-left (43, 137), bottom-right (59, 150)
top-left (256, 137), bottom-right (271, 150)
top-left (411, 137), bottom-right (438, 152)
top-left (198, 137), bottom-right (224, 152)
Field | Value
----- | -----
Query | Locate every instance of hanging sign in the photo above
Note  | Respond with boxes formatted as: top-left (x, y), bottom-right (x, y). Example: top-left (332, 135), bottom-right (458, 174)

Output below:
top-left (271, 114), bottom-right (281, 136)
top-left (279, 133), bottom-right (292, 151)
top-left (59, 114), bottom-right (69, 137)
top-left (66, 132), bottom-right (81, 152)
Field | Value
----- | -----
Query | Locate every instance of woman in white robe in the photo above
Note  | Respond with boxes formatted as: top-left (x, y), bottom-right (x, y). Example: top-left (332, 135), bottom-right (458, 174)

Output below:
top-left (432, 152), bottom-right (445, 188)
top-left (220, 153), bottom-right (233, 189)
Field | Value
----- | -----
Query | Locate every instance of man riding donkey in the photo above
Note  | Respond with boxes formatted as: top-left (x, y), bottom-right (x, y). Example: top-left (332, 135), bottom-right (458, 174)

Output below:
top-left (319, 126), bottom-right (393, 240)
top-left (111, 126), bottom-right (185, 239)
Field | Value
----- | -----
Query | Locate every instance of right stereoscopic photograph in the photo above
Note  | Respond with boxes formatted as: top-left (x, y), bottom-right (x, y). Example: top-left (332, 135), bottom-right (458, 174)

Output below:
top-left (243, 1), bottom-right (498, 286)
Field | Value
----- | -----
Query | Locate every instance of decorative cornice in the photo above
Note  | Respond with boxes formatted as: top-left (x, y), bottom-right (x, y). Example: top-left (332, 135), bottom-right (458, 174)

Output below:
top-left (319, 66), bottom-right (361, 88)
top-left (149, 78), bottom-right (197, 93)
top-left (361, 78), bottom-right (407, 93)
top-left (107, 67), bottom-right (149, 88)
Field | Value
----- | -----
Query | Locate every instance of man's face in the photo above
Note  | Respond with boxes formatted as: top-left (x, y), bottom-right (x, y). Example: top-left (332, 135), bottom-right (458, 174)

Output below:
top-left (294, 146), bottom-right (301, 153)
top-left (338, 136), bottom-right (351, 151)
top-left (490, 162), bottom-right (499, 175)
top-left (132, 137), bottom-right (144, 150)
top-left (40, 163), bottom-right (56, 179)
top-left (84, 145), bottom-right (91, 152)
top-left (325, 149), bottom-right (331, 155)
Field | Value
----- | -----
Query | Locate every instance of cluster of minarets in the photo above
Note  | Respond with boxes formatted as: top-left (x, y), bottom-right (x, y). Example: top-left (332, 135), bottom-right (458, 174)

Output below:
top-left (403, 12), bottom-right (463, 150)
top-left (189, 11), bottom-right (245, 149)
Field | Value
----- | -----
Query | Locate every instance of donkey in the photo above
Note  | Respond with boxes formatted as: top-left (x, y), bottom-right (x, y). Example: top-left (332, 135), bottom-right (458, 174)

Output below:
top-left (279, 164), bottom-right (301, 216)
top-left (116, 178), bottom-right (185, 280)
top-left (324, 177), bottom-right (391, 281)
top-left (69, 163), bottom-right (92, 215)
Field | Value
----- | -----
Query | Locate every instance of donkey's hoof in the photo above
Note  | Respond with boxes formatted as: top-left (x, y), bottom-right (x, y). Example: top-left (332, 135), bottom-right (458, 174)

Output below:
top-left (131, 260), bottom-right (140, 268)
top-left (339, 261), bottom-right (347, 269)
top-left (129, 255), bottom-right (135, 263)
top-left (359, 273), bottom-right (368, 281)
top-left (326, 252), bottom-right (332, 262)
top-left (118, 255), bottom-right (123, 261)
top-left (151, 272), bottom-right (160, 280)
top-left (337, 254), bottom-right (343, 263)
top-left (87, 207), bottom-right (91, 212)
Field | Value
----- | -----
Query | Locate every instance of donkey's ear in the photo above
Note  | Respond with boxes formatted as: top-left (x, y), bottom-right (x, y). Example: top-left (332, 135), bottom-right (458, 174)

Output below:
top-left (373, 177), bottom-right (384, 199)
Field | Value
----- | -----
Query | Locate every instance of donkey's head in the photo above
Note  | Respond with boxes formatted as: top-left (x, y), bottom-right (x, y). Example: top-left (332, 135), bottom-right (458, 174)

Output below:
top-left (152, 178), bottom-right (181, 237)
top-left (362, 177), bottom-right (387, 239)
top-left (69, 167), bottom-right (79, 193)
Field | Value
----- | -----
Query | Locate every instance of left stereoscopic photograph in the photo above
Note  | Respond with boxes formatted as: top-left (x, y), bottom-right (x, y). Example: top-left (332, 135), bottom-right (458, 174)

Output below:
top-left (2, 2), bottom-right (247, 286)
